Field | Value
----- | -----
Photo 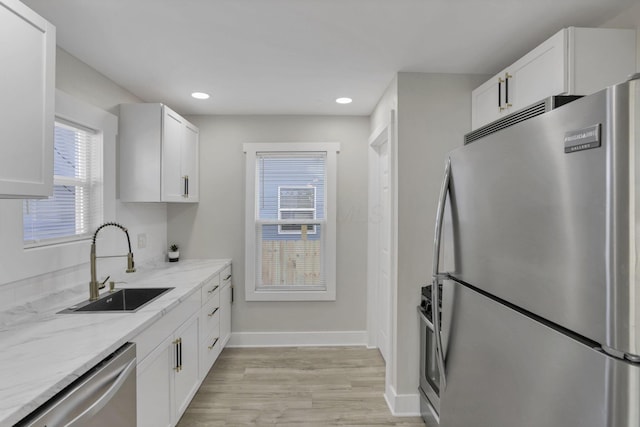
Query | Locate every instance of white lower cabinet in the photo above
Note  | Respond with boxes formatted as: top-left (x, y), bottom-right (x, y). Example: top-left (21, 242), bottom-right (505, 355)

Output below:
top-left (137, 335), bottom-right (172, 427)
top-left (198, 263), bottom-right (232, 378)
top-left (173, 313), bottom-right (200, 419)
top-left (134, 262), bottom-right (232, 427)
top-left (199, 280), bottom-right (221, 379)
top-left (136, 313), bottom-right (199, 427)
top-left (220, 274), bottom-right (232, 346)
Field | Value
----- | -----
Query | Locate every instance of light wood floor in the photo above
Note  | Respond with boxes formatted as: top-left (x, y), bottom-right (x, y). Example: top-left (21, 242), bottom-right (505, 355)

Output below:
top-left (176, 346), bottom-right (433, 426)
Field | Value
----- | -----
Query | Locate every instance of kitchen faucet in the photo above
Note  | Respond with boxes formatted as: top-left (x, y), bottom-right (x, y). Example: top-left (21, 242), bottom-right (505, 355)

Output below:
top-left (90, 222), bottom-right (136, 300)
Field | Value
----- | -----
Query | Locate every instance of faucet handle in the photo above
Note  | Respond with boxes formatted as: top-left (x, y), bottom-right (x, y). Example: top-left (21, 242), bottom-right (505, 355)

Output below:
top-left (126, 253), bottom-right (136, 273)
top-left (98, 275), bottom-right (111, 290)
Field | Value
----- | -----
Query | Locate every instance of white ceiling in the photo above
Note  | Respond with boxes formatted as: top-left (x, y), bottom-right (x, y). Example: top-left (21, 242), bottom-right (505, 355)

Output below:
top-left (22, 0), bottom-right (636, 116)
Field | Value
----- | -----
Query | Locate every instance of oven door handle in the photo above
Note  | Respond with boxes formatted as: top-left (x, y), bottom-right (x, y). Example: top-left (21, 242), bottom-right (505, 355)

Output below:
top-left (431, 158), bottom-right (451, 391)
top-left (65, 359), bottom-right (136, 427)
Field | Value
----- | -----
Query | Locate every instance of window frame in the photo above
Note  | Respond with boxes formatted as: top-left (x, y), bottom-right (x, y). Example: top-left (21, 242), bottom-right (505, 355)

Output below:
top-left (244, 142), bottom-right (339, 301)
top-left (23, 119), bottom-right (103, 248)
top-left (1, 90), bottom-right (117, 287)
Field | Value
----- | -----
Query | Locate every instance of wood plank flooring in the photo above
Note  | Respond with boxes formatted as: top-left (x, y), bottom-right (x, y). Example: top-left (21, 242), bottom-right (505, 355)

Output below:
top-left (176, 346), bottom-right (433, 426)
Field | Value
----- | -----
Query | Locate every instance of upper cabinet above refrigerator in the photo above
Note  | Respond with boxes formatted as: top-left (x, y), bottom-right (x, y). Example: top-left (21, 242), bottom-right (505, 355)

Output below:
top-left (0, 0), bottom-right (55, 198)
top-left (119, 103), bottom-right (199, 203)
top-left (471, 27), bottom-right (636, 130)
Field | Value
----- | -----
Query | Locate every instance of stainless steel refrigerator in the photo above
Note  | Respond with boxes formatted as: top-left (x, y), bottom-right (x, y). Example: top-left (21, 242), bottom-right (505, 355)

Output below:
top-left (429, 75), bottom-right (640, 427)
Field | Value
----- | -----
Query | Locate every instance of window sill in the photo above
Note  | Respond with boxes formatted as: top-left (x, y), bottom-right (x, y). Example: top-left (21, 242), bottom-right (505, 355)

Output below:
top-left (245, 287), bottom-right (336, 302)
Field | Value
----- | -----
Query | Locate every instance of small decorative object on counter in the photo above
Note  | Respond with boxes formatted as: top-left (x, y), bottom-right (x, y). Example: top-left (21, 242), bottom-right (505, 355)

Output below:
top-left (168, 244), bottom-right (180, 262)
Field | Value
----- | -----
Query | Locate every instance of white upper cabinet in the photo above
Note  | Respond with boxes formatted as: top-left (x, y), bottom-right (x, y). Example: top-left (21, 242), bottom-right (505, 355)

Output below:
top-left (119, 103), bottom-right (199, 203)
top-left (472, 27), bottom-right (637, 130)
top-left (0, 0), bottom-right (55, 198)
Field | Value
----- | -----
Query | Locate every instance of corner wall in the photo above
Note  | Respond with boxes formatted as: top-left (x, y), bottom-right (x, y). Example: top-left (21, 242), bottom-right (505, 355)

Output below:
top-left (0, 48), bottom-right (167, 307)
top-left (371, 72), bottom-right (486, 413)
top-left (601, 2), bottom-right (640, 71)
top-left (55, 48), bottom-right (168, 267)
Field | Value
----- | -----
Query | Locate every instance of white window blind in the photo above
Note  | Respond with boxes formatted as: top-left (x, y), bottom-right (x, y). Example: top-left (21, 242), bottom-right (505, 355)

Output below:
top-left (256, 152), bottom-right (326, 290)
top-left (23, 119), bottom-right (103, 246)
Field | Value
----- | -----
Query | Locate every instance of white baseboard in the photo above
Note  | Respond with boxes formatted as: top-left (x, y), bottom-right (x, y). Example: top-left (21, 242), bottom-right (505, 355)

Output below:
top-left (227, 330), bottom-right (368, 347)
top-left (384, 384), bottom-right (421, 416)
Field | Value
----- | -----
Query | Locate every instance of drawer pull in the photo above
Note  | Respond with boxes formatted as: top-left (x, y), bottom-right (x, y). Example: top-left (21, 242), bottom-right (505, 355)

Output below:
top-left (223, 274), bottom-right (231, 281)
top-left (208, 307), bottom-right (219, 317)
top-left (208, 337), bottom-right (219, 350)
top-left (208, 285), bottom-right (219, 294)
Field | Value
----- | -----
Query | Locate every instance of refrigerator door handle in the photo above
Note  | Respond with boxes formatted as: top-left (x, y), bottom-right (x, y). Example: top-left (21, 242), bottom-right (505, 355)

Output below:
top-left (432, 157), bottom-right (451, 279)
top-left (432, 157), bottom-right (451, 391)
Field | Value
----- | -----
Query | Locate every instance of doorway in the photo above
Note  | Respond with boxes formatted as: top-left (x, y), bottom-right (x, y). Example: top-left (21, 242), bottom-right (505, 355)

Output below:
top-left (367, 112), bottom-right (395, 363)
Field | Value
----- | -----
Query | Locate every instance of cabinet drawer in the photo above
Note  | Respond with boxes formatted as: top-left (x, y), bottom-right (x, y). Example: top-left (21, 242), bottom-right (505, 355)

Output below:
top-left (200, 296), bottom-right (220, 338)
top-left (201, 273), bottom-right (221, 303)
top-left (133, 290), bottom-right (199, 362)
top-left (200, 332), bottom-right (222, 379)
top-left (220, 265), bottom-right (232, 284)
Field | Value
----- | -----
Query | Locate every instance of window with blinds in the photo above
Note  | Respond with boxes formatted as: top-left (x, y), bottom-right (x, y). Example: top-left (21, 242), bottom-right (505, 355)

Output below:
top-left (23, 120), bottom-right (103, 246)
top-left (244, 142), bottom-right (338, 301)
top-left (256, 152), bottom-right (326, 290)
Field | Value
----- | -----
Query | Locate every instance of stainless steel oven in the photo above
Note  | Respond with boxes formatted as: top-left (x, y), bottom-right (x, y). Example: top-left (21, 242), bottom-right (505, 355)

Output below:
top-left (418, 284), bottom-right (440, 422)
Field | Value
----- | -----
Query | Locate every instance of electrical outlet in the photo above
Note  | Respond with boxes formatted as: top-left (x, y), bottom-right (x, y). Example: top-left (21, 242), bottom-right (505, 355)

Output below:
top-left (137, 233), bottom-right (147, 249)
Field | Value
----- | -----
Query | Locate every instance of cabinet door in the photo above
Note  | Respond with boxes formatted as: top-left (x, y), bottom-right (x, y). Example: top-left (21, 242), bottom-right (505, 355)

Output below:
top-left (182, 123), bottom-right (199, 202)
top-left (137, 336), bottom-right (173, 427)
top-left (220, 283), bottom-right (232, 345)
top-left (509, 29), bottom-right (567, 111)
top-left (162, 107), bottom-right (186, 202)
top-left (173, 313), bottom-right (200, 421)
top-left (0, 0), bottom-right (55, 198)
top-left (471, 75), bottom-right (505, 130)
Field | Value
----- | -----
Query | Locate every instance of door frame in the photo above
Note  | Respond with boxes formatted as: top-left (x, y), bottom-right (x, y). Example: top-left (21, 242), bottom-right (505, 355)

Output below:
top-left (367, 110), bottom-right (397, 364)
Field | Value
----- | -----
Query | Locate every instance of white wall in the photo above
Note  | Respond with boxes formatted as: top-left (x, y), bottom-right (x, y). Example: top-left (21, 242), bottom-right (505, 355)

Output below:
top-left (167, 115), bottom-right (370, 335)
top-left (56, 48), bottom-right (168, 267)
top-left (0, 48), bottom-right (167, 308)
top-left (601, 2), bottom-right (640, 71)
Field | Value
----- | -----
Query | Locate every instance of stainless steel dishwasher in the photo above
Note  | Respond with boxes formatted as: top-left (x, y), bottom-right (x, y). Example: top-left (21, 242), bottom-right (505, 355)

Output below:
top-left (16, 343), bottom-right (136, 427)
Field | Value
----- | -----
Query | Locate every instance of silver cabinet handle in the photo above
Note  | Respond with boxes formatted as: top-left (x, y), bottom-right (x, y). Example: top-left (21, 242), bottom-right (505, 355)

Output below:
top-left (208, 307), bottom-right (219, 317)
top-left (65, 359), bottom-right (136, 427)
top-left (431, 158), bottom-right (451, 391)
top-left (208, 285), bottom-right (219, 294)
top-left (223, 274), bottom-right (231, 281)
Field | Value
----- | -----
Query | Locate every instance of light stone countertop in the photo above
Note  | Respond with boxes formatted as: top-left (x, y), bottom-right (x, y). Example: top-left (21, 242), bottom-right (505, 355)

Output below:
top-left (0, 258), bottom-right (231, 427)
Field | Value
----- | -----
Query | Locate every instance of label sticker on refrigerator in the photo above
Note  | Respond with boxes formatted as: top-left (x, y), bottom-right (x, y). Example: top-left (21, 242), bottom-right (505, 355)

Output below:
top-left (564, 124), bottom-right (601, 153)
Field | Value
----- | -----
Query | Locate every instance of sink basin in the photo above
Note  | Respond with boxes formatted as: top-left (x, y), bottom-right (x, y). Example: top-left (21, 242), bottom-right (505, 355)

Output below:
top-left (60, 288), bottom-right (173, 313)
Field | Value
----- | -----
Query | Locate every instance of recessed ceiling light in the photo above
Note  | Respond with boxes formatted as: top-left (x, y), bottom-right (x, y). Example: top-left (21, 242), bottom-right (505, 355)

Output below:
top-left (191, 92), bottom-right (210, 100)
top-left (336, 97), bottom-right (352, 104)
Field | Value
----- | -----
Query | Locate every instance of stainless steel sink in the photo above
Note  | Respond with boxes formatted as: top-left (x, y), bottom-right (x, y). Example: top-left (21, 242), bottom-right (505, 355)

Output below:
top-left (59, 288), bottom-right (173, 313)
